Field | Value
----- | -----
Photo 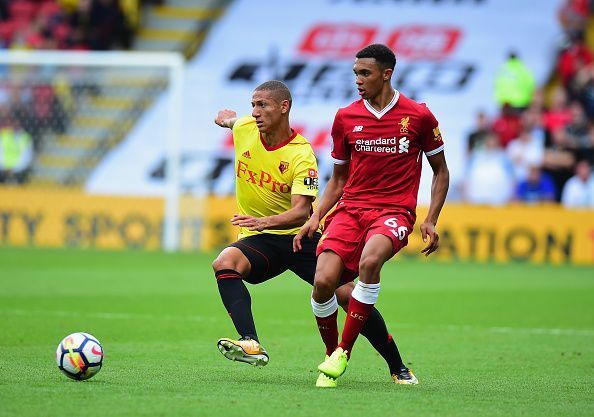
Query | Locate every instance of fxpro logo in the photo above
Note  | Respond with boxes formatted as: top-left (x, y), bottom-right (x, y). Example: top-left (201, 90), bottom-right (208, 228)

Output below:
top-left (236, 160), bottom-right (291, 193)
top-left (299, 23), bottom-right (462, 60)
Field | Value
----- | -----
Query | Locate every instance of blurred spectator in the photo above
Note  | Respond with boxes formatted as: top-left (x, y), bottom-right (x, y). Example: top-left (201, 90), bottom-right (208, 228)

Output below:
top-left (8, 83), bottom-right (67, 150)
top-left (0, 114), bottom-right (33, 184)
top-left (557, 31), bottom-right (593, 90)
top-left (560, 159), bottom-right (594, 207)
top-left (576, 124), bottom-right (594, 163)
top-left (543, 129), bottom-right (577, 201)
top-left (564, 100), bottom-right (590, 148)
top-left (507, 128), bottom-right (545, 181)
top-left (521, 106), bottom-right (547, 146)
top-left (543, 87), bottom-right (572, 133)
top-left (0, 0), bottom-right (136, 51)
top-left (557, 0), bottom-right (590, 40)
top-left (464, 133), bottom-right (515, 205)
top-left (492, 103), bottom-right (522, 148)
top-left (495, 51), bottom-right (536, 111)
top-left (466, 110), bottom-right (490, 153)
top-left (516, 166), bottom-right (557, 203)
top-left (69, 0), bottom-right (133, 50)
top-left (530, 88), bottom-right (547, 114)
top-left (572, 63), bottom-right (594, 118)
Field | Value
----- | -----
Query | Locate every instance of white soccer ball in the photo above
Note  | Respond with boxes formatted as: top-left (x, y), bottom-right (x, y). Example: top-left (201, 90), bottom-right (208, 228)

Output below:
top-left (56, 332), bottom-right (104, 380)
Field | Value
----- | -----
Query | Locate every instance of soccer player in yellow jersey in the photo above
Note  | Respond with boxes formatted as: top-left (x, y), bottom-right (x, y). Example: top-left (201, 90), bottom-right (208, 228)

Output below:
top-left (212, 81), bottom-right (412, 388)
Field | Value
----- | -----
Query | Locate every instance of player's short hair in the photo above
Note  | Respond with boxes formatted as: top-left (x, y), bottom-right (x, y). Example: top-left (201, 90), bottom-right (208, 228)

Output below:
top-left (254, 80), bottom-right (292, 108)
top-left (356, 44), bottom-right (396, 70)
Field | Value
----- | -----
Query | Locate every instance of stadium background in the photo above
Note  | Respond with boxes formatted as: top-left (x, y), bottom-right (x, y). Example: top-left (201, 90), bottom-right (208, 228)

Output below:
top-left (1, 0), bottom-right (594, 263)
top-left (0, 1), bottom-right (593, 417)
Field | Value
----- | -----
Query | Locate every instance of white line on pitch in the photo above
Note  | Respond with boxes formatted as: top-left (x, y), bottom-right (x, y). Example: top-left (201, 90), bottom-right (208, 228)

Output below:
top-left (2, 308), bottom-right (217, 323)
top-left (3, 309), bottom-right (594, 337)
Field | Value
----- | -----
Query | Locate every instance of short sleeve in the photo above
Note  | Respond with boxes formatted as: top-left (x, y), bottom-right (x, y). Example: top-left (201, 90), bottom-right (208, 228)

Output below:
top-left (419, 106), bottom-right (444, 157)
top-left (231, 115), bottom-right (255, 145)
top-left (291, 145), bottom-right (319, 198)
top-left (330, 110), bottom-right (350, 164)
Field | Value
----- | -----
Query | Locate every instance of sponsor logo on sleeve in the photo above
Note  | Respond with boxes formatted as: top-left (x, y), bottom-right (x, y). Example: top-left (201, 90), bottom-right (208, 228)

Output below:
top-left (304, 168), bottom-right (319, 190)
top-left (433, 126), bottom-right (443, 141)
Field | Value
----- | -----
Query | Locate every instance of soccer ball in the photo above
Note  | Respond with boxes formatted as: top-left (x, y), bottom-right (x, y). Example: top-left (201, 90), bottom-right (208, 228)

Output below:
top-left (56, 332), bottom-right (104, 380)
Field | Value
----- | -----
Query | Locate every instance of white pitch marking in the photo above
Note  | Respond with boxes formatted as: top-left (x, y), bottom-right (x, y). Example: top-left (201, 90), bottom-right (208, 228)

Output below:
top-left (4, 309), bottom-right (594, 337)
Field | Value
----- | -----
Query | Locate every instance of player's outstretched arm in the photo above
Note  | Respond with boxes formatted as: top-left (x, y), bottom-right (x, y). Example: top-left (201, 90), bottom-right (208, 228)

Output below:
top-left (293, 163), bottom-right (349, 252)
top-left (420, 151), bottom-right (449, 256)
top-left (231, 195), bottom-right (314, 232)
top-left (214, 109), bottom-right (238, 129)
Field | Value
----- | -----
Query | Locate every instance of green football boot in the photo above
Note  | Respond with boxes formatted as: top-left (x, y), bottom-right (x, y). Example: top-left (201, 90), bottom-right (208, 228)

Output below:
top-left (318, 347), bottom-right (348, 379)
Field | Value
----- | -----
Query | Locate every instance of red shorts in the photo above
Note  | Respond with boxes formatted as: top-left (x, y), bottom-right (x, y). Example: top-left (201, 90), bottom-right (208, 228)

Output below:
top-left (316, 203), bottom-right (414, 282)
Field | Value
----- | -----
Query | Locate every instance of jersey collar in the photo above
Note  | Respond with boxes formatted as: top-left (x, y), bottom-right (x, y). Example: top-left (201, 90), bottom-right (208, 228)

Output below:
top-left (260, 129), bottom-right (298, 151)
top-left (363, 90), bottom-right (400, 119)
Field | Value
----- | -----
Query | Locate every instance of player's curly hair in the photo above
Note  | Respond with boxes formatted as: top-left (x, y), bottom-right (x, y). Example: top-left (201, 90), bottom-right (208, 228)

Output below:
top-left (356, 44), bottom-right (396, 70)
top-left (254, 80), bottom-right (292, 109)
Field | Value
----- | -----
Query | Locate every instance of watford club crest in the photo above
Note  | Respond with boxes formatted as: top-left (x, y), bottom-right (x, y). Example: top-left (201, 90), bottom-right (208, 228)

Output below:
top-left (279, 161), bottom-right (289, 173)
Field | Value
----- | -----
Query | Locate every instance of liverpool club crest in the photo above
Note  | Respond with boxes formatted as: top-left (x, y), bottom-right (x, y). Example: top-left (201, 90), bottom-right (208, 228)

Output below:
top-left (399, 116), bottom-right (410, 133)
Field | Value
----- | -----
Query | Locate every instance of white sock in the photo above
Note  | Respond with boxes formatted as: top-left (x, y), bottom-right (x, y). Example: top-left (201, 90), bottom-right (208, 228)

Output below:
top-left (351, 281), bottom-right (380, 305)
top-left (311, 294), bottom-right (338, 318)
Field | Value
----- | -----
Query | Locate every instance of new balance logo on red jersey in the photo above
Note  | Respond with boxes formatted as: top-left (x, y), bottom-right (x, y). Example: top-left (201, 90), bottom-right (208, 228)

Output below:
top-left (352, 125), bottom-right (363, 132)
top-left (242, 150), bottom-right (251, 159)
top-left (398, 137), bottom-right (409, 154)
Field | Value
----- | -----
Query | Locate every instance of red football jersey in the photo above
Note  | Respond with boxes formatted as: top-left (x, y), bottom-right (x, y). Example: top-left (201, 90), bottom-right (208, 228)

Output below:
top-left (331, 91), bottom-right (444, 217)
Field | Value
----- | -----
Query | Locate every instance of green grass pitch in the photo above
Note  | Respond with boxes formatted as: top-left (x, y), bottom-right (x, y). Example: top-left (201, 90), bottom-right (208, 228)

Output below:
top-left (0, 247), bottom-right (592, 417)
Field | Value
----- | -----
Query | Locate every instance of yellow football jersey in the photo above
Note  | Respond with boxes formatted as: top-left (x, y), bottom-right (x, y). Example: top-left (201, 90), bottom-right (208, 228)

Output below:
top-left (232, 116), bottom-right (319, 238)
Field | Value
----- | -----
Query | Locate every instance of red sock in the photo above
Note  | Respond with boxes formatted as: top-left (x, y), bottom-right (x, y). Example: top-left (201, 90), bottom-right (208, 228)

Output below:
top-left (315, 310), bottom-right (338, 356)
top-left (339, 297), bottom-right (374, 358)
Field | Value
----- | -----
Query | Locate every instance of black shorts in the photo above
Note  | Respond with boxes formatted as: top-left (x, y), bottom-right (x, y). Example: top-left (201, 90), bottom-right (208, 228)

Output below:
top-left (229, 233), bottom-right (321, 285)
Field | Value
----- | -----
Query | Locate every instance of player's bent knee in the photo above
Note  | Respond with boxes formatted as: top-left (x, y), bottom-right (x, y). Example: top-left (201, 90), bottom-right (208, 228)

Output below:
top-left (313, 274), bottom-right (338, 299)
top-left (359, 255), bottom-right (383, 276)
top-left (212, 252), bottom-right (239, 272)
top-left (212, 247), bottom-right (251, 276)
top-left (211, 256), bottom-right (230, 272)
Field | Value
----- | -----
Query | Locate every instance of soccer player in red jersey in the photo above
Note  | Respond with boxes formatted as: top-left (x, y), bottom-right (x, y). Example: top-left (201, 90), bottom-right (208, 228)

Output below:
top-left (294, 44), bottom-right (450, 386)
